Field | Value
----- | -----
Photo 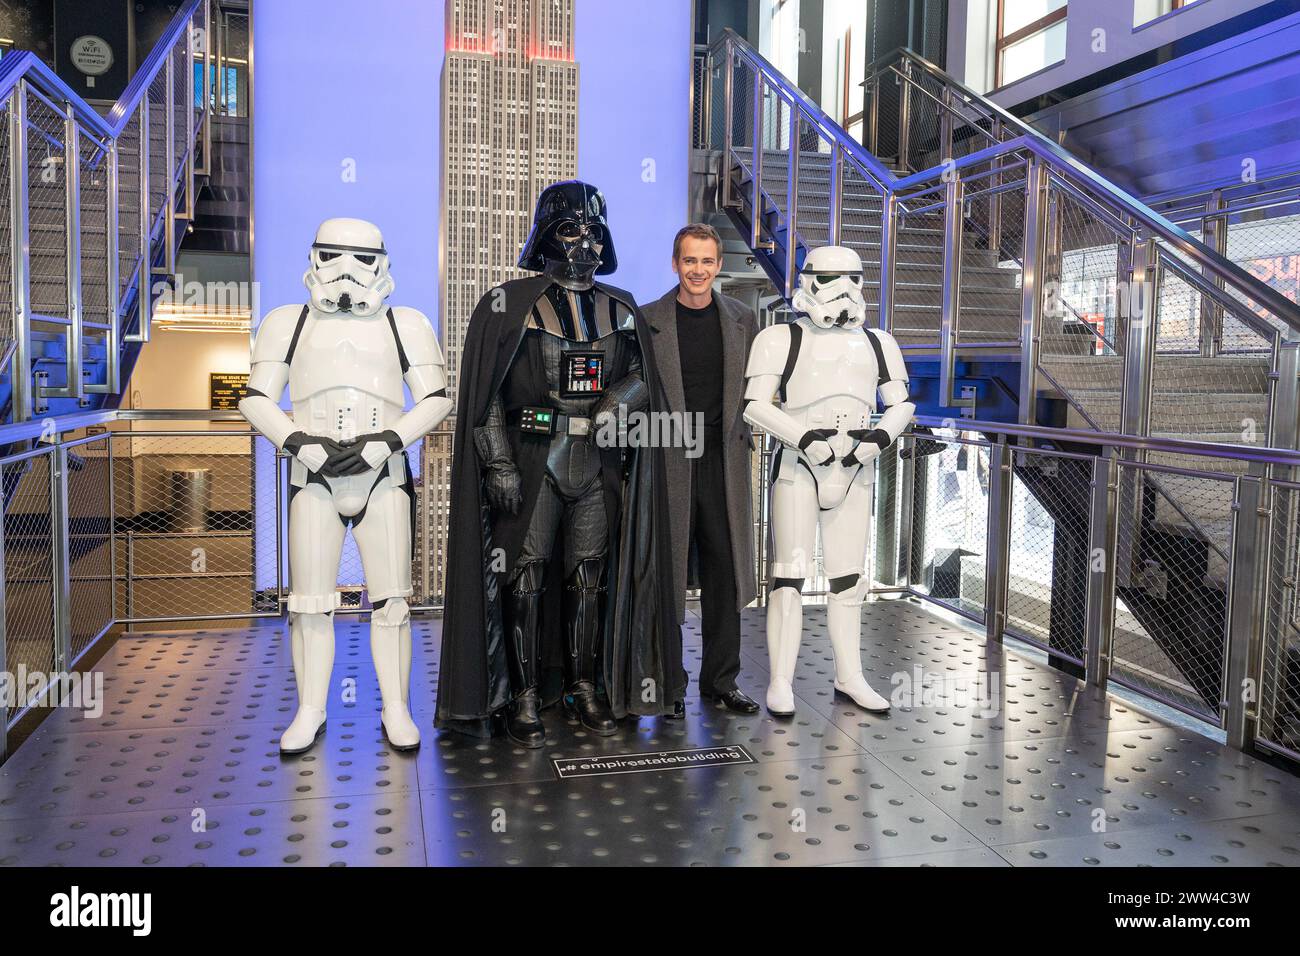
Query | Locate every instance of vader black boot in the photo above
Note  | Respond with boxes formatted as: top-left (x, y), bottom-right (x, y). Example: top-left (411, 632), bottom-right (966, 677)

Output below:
top-left (563, 557), bottom-right (617, 735)
top-left (504, 561), bottom-right (546, 748)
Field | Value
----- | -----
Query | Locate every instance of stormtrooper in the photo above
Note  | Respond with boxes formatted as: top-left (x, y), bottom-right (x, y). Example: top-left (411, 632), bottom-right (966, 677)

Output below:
top-left (742, 245), bottom-right (914, 716)
top-left (239, 218), bottom-right (452, 754)
top-left (437, 181), bottom-right (681, 747)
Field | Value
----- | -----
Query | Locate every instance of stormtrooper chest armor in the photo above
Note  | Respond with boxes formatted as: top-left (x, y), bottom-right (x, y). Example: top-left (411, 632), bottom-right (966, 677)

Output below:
top-left (288, 309), bottom-right (406, 443)
top-left (783, 323), bottom-right (879, 455)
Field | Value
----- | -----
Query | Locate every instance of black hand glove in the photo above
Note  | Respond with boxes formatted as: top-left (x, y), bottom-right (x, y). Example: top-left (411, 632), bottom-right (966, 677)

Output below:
top-left (798, 428), bottom-right (838, 466)
top-left (484, 465), bottom-right (523, 515)
top-left (322, 430), bottom-right (404, 477)
top-left (283, 431), bottom-right (346, 473)
top-left (842, 427), bottom-right (890, 466)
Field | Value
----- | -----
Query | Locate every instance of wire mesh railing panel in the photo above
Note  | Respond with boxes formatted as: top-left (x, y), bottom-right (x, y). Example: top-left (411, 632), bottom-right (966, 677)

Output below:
top-left (116, 112), bottom-right (142, 306)
top-left (67, 438), bottom-right (112, 661)
top-left (0, 99), bottom-right (12, 362)
top-left (78, 135), bottom-right (110, 326)
top-left (763, 92), bottom-right (792, 225)
top-left (1109, 460), bottom-right (1233, 720)
top-left (707, 52), bottom-right (726, 152)
top-left (1150, 261), bottom-right (1273, 447)
top-left (147, 69), bottom-right (168, 225)
top-left (899, 67), bottom-right (943, 173)
top-left (1005, 449), bottom-right (1090, 665)
top-left (2, 453), bottom-right (55, 726)
top-left (958, 161), bottom-right (1026, 345)
top-left (891, 198), bottom-right (946, 346)
top-left (1259, 481), bottom-right (1300, 759)
top-left (25, 90), bottom-right (68, 321)
top-left (110, 430), bottom-right (274, 623)
top-left (1040, 186), bottom-right (1126, 432)
top-left (840, 159), bottom-right (883, 297)
top-left (1225, 211), bottom-right (1300, 341)
top-left (908, 434), bottom-right (989, 621)
top-left (730, 56), bottom-right (755, 162)
top-left (171, 42), bottom-right (189, 182)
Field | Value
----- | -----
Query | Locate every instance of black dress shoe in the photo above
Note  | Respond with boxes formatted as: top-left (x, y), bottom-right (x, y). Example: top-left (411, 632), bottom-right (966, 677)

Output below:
top-left (702, 689), bottom-right (760, 714)
top-left (563, 680), bottom-right (618, 735)
top-left (505, 688), bottom-right (546, 749)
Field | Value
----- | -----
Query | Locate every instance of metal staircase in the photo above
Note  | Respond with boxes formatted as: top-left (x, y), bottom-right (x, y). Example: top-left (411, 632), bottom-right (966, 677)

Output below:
top-left (699, 30), bottom-right (1300, 722)
top-left (0, 0), bottom-right (213, 428)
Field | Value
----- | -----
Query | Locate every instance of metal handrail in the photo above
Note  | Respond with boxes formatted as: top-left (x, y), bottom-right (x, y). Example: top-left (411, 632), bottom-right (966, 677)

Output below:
top-left (0, 0), bottom-right (203, 140)
top-left (861, 51), bottom-right (1300, 337)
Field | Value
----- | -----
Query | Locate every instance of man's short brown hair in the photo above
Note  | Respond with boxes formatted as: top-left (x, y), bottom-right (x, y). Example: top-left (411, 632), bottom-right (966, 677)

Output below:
top-left (672, 222), bottom-right (722, 260)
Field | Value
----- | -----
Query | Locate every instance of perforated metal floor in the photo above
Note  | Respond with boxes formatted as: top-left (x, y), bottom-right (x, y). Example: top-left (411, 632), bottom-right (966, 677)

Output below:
top-left (3, 600), bottom-right (1298, 866)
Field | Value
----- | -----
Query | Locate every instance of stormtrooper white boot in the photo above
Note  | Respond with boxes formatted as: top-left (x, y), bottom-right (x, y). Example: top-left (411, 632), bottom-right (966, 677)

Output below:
top-left (765, 585), bottom-right (803, 716)
top-left (826, 586), bottom-right (890, 712)
top-left (281, 612), bottom-right (334, 754)
top-left (372, 599), bottom-right (420, 751)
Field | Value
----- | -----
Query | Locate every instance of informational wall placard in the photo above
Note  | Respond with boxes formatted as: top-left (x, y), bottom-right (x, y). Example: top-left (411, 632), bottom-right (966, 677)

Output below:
top-left (210, 372), bottom-right (249, 410)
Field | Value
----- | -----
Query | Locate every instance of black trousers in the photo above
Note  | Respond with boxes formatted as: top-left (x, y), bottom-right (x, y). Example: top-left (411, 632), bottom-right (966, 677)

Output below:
top-left (689, 428), bottom-right (741, 696)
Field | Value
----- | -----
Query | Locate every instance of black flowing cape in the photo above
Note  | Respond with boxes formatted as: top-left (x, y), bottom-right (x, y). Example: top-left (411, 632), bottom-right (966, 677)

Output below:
top-left (435, 275), bottom-right (685, 737)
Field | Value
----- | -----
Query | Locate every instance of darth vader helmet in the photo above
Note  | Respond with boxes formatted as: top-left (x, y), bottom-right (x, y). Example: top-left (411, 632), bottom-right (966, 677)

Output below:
top-left (518, 180), bottom-right (618, 289)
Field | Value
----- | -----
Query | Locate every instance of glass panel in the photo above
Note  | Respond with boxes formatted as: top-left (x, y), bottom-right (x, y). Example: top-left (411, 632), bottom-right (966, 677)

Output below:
top-left (1003, 0), bottom-right (1067, 37)
top-left (1000, 19), bottom-right (1067, 85)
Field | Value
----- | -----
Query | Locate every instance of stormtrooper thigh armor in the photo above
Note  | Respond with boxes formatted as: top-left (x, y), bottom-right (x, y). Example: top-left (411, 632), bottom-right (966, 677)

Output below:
top-left (240, 219), bottom-right (452, 754)
top-left (743, 246), bottom-right (914, 717)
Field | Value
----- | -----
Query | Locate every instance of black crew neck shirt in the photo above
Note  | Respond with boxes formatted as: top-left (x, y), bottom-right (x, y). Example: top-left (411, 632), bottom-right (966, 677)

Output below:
top-left (676, 296), bottom-right (724, 428)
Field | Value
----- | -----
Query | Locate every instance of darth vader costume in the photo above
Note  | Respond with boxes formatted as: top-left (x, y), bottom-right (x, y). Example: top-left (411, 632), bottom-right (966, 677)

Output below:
top-left (436, 181), bottom-right (683, 746)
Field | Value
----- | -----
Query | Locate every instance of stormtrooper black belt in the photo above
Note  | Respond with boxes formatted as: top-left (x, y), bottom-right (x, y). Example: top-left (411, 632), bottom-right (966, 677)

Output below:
top-left (508, 406), bottom-right (594, 438)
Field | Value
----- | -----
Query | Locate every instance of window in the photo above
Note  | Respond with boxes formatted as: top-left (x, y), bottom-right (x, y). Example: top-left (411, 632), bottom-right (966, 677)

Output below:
top-left (995, 0), bottom-right (1068, 88)
top-left (1134, 0), bottom-right (1203, 28)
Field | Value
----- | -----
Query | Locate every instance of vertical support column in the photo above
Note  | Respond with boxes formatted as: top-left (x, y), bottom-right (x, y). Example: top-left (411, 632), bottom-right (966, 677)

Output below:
top-left (867, 74), bottom-right (879, 156)
top-left (201, 0), bottom-right (212, 175)
top-left (750, 67), bottom-right (764, 250)
top-left (1198, 189), bottom-right (1227, 358)
top-left (784, 109), bottom-right (801, 298)
top-left (722, 39), bottom-right (734, 210)
top-left (1084, 451), bottom-right (1118, 689)
top-left (983, 439), bottom-right (1013, 647)
top-left (102, 140), bottom-right (120, 394)
top-left (939, 173), bottom-right (964, 406)
top-left (8, 82), bottom-right (32, 422)
top-left (132, 96), bottom-right (152, 344)
top-left (897, 60), bottom-right (911, 170)
top-left (63, 107), bottom-right (83, 402)
top-left (938, 85), bottom-right (953, 164)
top-left (827, 143), bottom-right (843, 245)
top-left (1018, 158), bottom-right (1049, 426)
top-left (163, 51), bottom-right (177, 276)
top-left (1225, 463), bottom-right (1269, 750)
top-left (1115, 235), bottom-right (1158, 587)
top-left (878, 191), bottom-right (897, 332)
top-left (988, 119), bottom-right (1003, 254)
top-left (1271, 342), bottom-right (1300, 453)
top-left (185, 18), bottom-right (196, 219)
top-left (50, 444), bottom-right (72, 673)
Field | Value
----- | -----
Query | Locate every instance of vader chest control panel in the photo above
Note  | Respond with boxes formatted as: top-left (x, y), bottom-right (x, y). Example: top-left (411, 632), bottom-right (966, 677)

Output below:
top-left (562, 352), bottom-right (605, 398)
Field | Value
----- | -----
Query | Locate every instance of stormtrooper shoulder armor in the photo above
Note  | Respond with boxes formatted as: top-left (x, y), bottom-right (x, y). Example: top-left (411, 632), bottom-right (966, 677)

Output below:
top-left (250, 304), bottom-right (308, 367)
top-left (863, 326), bottom-right (910, 405)
top-left (745, 323), bottom-right (794, 379)
top-left (389, 306), bottom-right (444, 368)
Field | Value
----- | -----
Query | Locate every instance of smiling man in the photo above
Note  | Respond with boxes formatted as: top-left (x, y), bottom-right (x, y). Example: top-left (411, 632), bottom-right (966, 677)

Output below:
top-left (641, 223), bottom-right (760, 715)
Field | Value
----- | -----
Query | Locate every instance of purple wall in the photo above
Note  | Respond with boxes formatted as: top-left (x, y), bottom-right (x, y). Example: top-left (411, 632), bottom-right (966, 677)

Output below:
top-left (251, 0), bottom-right (692, 590)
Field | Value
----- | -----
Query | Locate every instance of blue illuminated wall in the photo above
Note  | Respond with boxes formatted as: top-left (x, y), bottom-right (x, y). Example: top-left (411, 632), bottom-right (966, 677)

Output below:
top-left (251, 0), bottom-right (693, 591)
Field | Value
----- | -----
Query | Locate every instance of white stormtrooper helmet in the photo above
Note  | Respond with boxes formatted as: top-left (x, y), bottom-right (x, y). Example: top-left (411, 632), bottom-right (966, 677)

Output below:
top-left (791, 245), bottom-right (867, 330)
top-left (302, 218), bottom-right (394, 317)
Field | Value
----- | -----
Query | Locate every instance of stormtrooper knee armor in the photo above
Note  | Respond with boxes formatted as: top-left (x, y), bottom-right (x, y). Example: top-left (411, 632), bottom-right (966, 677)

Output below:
top-left (240, 218), bottom-right (453, 754)
top-left (743, 246), bottom-right (915, 716)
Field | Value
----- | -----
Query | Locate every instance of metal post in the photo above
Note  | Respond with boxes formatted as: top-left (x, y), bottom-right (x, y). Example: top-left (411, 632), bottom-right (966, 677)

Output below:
top-left (185, 19), bottom-right (196, 220)
top-left (108, 433), bottom-right (117, 620)
top-left (722, 40), bottom-right (735, 210)
top-left (201, 0), bottom-right (212, 174)
top-left (1272, 342), bottom-right (1300, 452)
top-left (939, 85), bottom-right (953, 164)
top-left (1084, 452), bottom-right (1118, 688)
top-left (163, 51), bottom-right (177, 276)
top-left (784, 109), bottom-right (801, 298)
top-left (129, 95), bottom-right (152, 344)
top-left (100, 140), bottom-right (120, 394)
top-left (50, 444), bottom-right (72, 672)
top-left (749, 69), bottom-right (773, 252)
top-left (983, 439), bottom-right (1013, 646)
top-left (828, 143), bottom-right (843, 245)
top-left (1018, 158), bottom-right (1050, 425)
top-left (939, 173), bottom-right (964, 407)
top-left (1115, 235), bottom-right (1158, 586)
top-left (898, 60), bottom-right (911, 170)
top-left (867, 74), bottom-right (879, 155)
top-left (63, 106), bottom-right (83, 402)
top-left (878, 191), bottom-right (897, 332)
top-left (1225, 464), bottom-right (1269, 750)
top-left (1198, 190), bottom-right (1227, 358)
top-left (8, 82), bottom-right (32, 421)
top-left (0, 467), bottom-right (8, 761)
top-left (988, 119), bottom-right (1003, 253)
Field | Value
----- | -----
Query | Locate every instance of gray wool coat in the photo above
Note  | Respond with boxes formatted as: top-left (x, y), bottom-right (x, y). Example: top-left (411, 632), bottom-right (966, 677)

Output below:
top-left (641, 286), bottom-right (760, 624)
